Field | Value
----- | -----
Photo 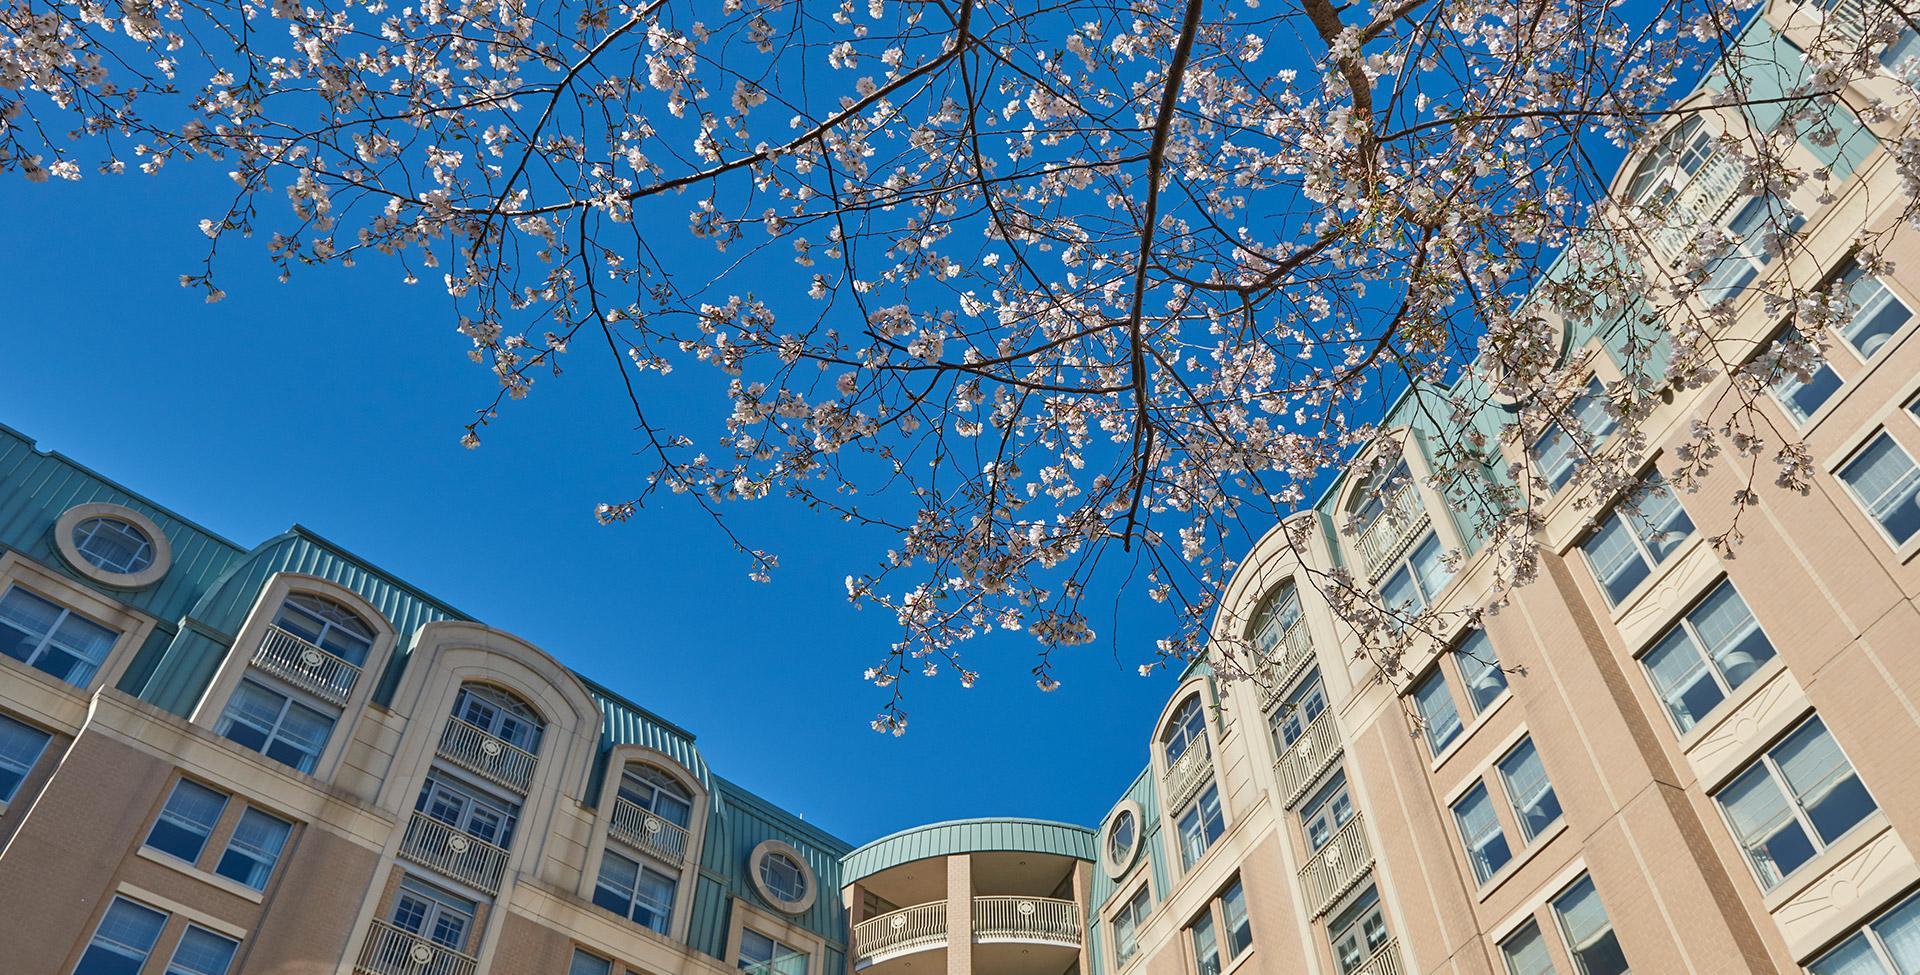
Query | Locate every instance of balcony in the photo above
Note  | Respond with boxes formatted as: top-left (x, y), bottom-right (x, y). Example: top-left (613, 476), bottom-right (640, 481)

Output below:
top-left (397, 812), bottom-right (510, 893)
top-left (1353, 486), bottom-right (1428, 581)
top-left (1646, 152), bottom-right (1745, 267)
top-left (1163, 744), bottom-right (1214, 813)
top-left (250, 624), bottom-right (361, 706)
top-left (436, 716), bottom-right (537, 793)
top-left (1350, 938), bottom-right (1405, 975)
top-left (1274, 711), bottom-right (1343, 807)
top-left (608, 796), bottom-right (691, 866)
top-left (1258, 622), bottom-right (1317, 707)
top-left (1297, 815), bottom-right (1374, 918)
top-left (355, 919), bottom-right (478, 975)
top-left (972, 896), bottom-right (1082, 948)
top-left (853, 901), bottom-right (948, 968)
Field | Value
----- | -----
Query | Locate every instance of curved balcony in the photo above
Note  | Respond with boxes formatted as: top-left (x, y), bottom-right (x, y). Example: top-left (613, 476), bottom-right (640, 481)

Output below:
top-left (397, 812), bottom-right (510, 893)
top-left (355, 919), bottom-right (478, 975)
top-left (251, 624), bottom-right (361, 706)
top-left (608, 796), bottom-right (691, 866)
top-left (972, 896), bottom-right (1082, 947)
top-left (1298, 815), bottom-right (1373, 918)
top-left (436, 716), bottom-right (537, 793)
top-left (1274, 711), bottom-right (1343, 807)
top-left (1353, 485), bottom-right (1428, 581)
top-left (1645, 152), bottom-right (1746, 266)
top-left (1163, 744), bottom-right (1214, 813)
top-left (853, 901), bottom-right (948, 968)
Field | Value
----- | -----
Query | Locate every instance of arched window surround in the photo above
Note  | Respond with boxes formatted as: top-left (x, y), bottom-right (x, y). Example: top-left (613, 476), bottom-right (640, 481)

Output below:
top-left (1149, 679), bottom-right (1232, 876)
top-left (1332, 432), bottom-right (1462, 585)
top-left (581, 744), bottom-right (710, 944)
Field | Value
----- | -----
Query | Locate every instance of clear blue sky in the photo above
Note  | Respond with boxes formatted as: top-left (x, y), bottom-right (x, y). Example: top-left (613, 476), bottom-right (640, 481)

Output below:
top-left (0, 160), bottom-right (1186, 846)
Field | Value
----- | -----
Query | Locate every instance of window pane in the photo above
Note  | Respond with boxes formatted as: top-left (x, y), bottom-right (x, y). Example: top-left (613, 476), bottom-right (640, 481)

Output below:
top-left (1773, 718), bottom-right (1877, 844)
top-left (1381, 566), bottom-right (1420, 617)
top-left (1552, 877), bottom-right (1628, 975)
top-left (1498, 739), bottom-right (1563, 842)
top-left (1191, 911), bottom-right (1220, 975)
top-left (1221, 881), bottom-right (1253, 958)
top-left (1584, 513), bottom-right (1650, 604)
top-left (1642, 628), bottom-right (1722, 733)
top-left (1841, 434), bottom-right (1920, 545)
top-left (216, 808), bottom-right (292, 891)
top-left (1500, 921), bottom-right (1556, 975)
top-left (1839, 270), bottom-right (1912, 359)
top-left (76, 898), bottom-right (168, 975)
top-left (1688, 583), bottom-right (1775, 690)
top-left (1718, 762), bottom-right (1814, 887)
top-left (1454, 631), bottom-right (1508, 713)
top-left (1164, 696), bottom-right (1208, 763)
top-left (1408, 534), bottom-right (1452, 602)
top-left (1873, 892), bottom-right (1920, 971)
top-left (1628, 476), bottom-right (1695, 562)
top-left (1809, 933), bottom-right (1892, 975)
top-left (570, 950), bottom-right (614, 975)
top-left (147, 779), bottom-right (228, 863)
top-left (1453, 783), bottom-right (1512, 883)
top-left (0, 712), bottom-right (51, 803)
top-left (164, 926), bottom-right (238, 975)
top-left (1772, 341), bottom-right (1844, 424)
top-left (1412, 670), bottom-right (1462, 755)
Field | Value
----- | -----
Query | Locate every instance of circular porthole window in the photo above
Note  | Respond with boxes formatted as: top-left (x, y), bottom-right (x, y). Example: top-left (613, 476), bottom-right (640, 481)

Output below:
top-left (54, 503), bottom-right (171, 588)
top-left (749, 840), bottom-right (817, 914)
top-left (1103, 801), bottom-right (1143, 878)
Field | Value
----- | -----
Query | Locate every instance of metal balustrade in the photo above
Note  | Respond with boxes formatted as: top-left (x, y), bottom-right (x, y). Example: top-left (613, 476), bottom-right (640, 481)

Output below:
top-left (1162, 743), bottom-right (1215, 813)
top-left (1351, 938), bottom-right (1405, 975)
top-left (1353, 486), bottom-right (1428, 581)
top-left (397, 812), bottom-right (511, 893)
top-left (1297, 815), bottom-right (1374, 918)
top-left (436, 716), bottom-right (537, 793)
top-left (1274, 712), bottom-right (1343, 808)
top-left (853, 901), bottom-right (948, 967)
top-left (355, 919), bottom-right (479, 975)
top-left (250, 624), bottom-right (361, 706)
top-left (608, 796), bottom-right (691, 866)
top-left (1647, 152), bottom-right (1747, 266)
top-left (1258, 622), bottom-right (1317, 707)
top-left (971, 896), bottom-right (1082, 947)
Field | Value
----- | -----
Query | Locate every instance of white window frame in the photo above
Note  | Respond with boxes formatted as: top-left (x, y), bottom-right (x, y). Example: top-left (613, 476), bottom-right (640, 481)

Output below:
top-left (1496, 737), bottom-right (1563, 844)
top-left (163, 924), bottom-right (240, 975)
top-left (0, 584), bottom-right (121, 688)
top-left (1712, 714), bottom-right (1878, 890)
top-left (213, 676), bottom-right (339, 774)
top-left (1635, 579), bottom-right (1775, 735)
top-left (215, 806), bottom-right (293, 892)
top-left (1452, 781), bottom-right (1513, 885)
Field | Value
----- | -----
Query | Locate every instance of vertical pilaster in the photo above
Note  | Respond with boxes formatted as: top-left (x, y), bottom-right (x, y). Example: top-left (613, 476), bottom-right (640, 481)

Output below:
top-left (946, 853), bottom-right (973, 975)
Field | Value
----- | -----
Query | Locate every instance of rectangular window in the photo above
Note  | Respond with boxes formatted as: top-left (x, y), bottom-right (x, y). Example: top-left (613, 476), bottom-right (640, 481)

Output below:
top-left (0, 711), bottom-right (51, 803)
top-left (1532, 379), bottom-right (1617, 491)
top-left (146, 779), bottom-right (229, 864)
top-left (1269, 672), bottom-right (1327, 749)
top-left (1497, 738), bottom-right (1563, 842)
top-left (739, 929), bottom-right (807, 975)
top-left (1327, 885), bottom-right (1390, 975)
top-left (416, 773), bottom-right (519, 848)
top-left (1381, 533), bottom-right (1452, 618)
top-left (1190, 909), bottom-right (1220, 975)
top-left (1837, 263), bottom-right (1913, 359)
top-left (1177, 784), bottom-right (1226, 870)
top-left (74, 897), bottom-right (168, 975)
top-left (569, 950), bottom-right (614, 975)
top-left (1454, 630), bottom-right (1508, 714)
top-left (0, 586), bottom-right (118, 687)
top-left (1767, 329), bottom-right (1845, 425)
top-left (1412, 669), bottom-right (1463, 756)
top-left (1452, 782), bottom-right (1513, 884)
top-left (593, 849), bottom-right (677, 934)
top-left (1581, 474), bottom-right (1696, 604)
top-left (1810, 888), bottom-right (1920, 974)
top-left (1114, 885), bottom-right (1152, 965)
top-left (1219, 880), bottom-right (1253, 960)
top-left (1700, 194), bottom-right (1803, 305)
top-left (1716, 715), bottom-right (1878, 889)
top-left (214, 679), bottom-right (336, 774)
top-left (215, 807), bottom-right (292, 891)
top-left (1499, 920), bottom-right (1556, 975)
top-left (1300, 771), bottom-right (1355, 852)
top-left (391, 878), bottom-right (475, 951)
top-left (1551, 876), bottom-right (1627, 975)
top-left (164, 926), bottom-right (239, 975)
top-left (1639, 580), bottom-right (1776, 733)
top-left (1839, 432), bottom-right (1920, 547)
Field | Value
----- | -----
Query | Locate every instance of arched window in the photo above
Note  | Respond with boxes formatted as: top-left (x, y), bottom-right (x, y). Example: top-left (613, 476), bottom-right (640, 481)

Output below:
top-left (272, 593), bottom-right (376, 666)
top-left (451, 684), bottom-right (545, 754)
top-left (1347, 461), bottom-right (1412, 537)
top-left (1624, 115), bottom-right (1712, 211)
top-left (1162, 695), bottom-right (1208, 764)
top-left (1249, 583), bottom-right (1304, 659)
top-left (618, 764), bottom-right (693, 828)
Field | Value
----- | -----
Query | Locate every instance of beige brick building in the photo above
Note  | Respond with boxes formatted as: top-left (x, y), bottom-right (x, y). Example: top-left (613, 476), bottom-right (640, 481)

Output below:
top-left (7, 1), bottom-right (1920, 974)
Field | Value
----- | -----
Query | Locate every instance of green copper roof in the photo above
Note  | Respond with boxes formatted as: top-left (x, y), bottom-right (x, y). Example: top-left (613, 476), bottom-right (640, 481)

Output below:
top-left (840, 817), bottom-right (1095, 885)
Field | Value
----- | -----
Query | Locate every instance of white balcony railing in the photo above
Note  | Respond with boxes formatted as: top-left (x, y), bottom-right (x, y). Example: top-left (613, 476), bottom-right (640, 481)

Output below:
top-left (250, 624), bottom-right (361, 706)
top-left (1351, 938), bottom-right (1405, 975)
top-left (1163, 744), bottom-right (1214, 813)
top-left (1298, 815), bottom-right (1375, 918)
top-left (972, 896), bottom-right (1082, 947)
top-left (1353, 486), bottom-right (1428, 581)
top-left (436, 716), bottom-right (537, 793)
top-left (355, 919), bottom-right (479, 975)
top-left (1258, 622), bottom-right (1317, 707)
top-left (608, 796), bottom-right (691, 866)
top-left (397, 812), bottom-right (511, 893)
top-left (853, 901), bottom-right (948, 967)
top-left (1274, 712), bottom-right (1343, 808)
top-left (1647, 152), bottom-right (1747, 266)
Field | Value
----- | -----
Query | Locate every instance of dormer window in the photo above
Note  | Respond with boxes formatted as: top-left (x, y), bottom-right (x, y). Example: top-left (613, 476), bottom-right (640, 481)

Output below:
top-left (71, 517), bottom-right (155, 575)
top-left (273, 594), bottom-right (374, 668)
top-left (619, 764), bottom-right (694, 827)
top-left (1531, 378), bottom-right (1616, 492)
top-left (1349, 461), bottom-right (1413, 540)
top-left (1163, 696), bottom-right (1208, 764)
top-left (0, 586), bottom-right (118, 688)
top-left (1250, 583), bottom-right (1305, 664)
top-left (1624, 115), bottom-right (1714, 213)
top-left (452, 684), bottom-right (545, 755)
top-left (216, 678), bottom-right (335, 773)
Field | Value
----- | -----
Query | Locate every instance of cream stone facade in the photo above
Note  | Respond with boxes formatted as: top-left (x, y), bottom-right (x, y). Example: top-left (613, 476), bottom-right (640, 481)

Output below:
top-left (8, 1), bottom-right (1920, 973)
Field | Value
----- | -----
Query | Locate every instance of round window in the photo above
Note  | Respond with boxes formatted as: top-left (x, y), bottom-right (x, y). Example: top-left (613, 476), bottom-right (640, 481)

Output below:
top-left (1103, 801), bottom-right (1143, 878)
top-left (54, 504), bottom-right (172, 588)
top-left (749, 840), bottom-right (817, 914)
